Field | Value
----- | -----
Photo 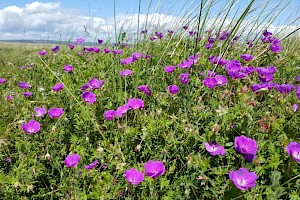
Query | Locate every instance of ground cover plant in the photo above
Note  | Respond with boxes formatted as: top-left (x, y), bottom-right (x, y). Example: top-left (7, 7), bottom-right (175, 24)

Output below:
top-left (0, 0), bottom-right (300, 199)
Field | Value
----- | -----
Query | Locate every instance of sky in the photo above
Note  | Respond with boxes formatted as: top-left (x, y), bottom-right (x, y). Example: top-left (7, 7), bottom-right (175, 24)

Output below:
top-left (0, 0), bottom-right (299, 42)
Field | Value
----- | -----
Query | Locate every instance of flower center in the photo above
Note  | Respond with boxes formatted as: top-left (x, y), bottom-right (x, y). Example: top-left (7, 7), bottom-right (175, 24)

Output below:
top-left (293, 151), bottom-right (300, 159)
top-left (237, 178), bottom-right (246, 186)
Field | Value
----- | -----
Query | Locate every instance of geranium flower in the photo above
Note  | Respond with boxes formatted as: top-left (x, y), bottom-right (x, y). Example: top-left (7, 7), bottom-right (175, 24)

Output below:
top-left (68, 44), bottom-right (75, 50)
top-left (81, 91), bottom-right (97, 104)
top-left (34, 107), bottom-right (47, 117)
top-left (0, 78), bottom-right (6, 84)
top-left (144, 160), bottom-right (166, 178)
top-left (286, 142), bottom-right (300, 163)
top-left (204, 142), bottom-right (226, 156)
top-left (48, 108), bottom-right (64, 118)
top-left (234, 135), bottom-right (258, 162)
top-left (296, 86), bottom-right (300, 100)
top-left (203, 77), bottom-right (218, 89)
top-left (104, 110), bottom-right (116, 120)
top-left (23, 92), bottom-right (33, 97)
top-left (124, 168), bottom-right (144, 185)
top-left (240, 54), bottom-right (254, 61)
top-left (51, 46), bottom-right (60, 53)
top-left (98, 39), bottom-right (103, 44)
top-left (164, 66), bottom-right (176, 73)
top-left (276, 84), bottom-right (294, 94)
top-left (18, 82), bottom-right (31, 89)
top-left (292, 104), bottom-right (299, 112)
top-left (229, 168), bottom-right (258, 190)
top-left (120, 69), bottom-right (132, 77)
top-left (103, 48), bottom-right (110, 54)
top-left (168, 85), bottom-right (179, 94)
top-left (64, 154), bottom-right (81, 168)
top-left (52, 83), bottom-right (64, 91)
top-left (179, 73), bottom-right (190, 85)
top-left (127, 98), bottom-right (144, 110)
top-left (38, 50), bottom-right (47, 56)
top-left (115, 104), bottom-right (131, 118)
top-left (270, 44), bottom-right (282, 53)
top-left (63, 65), bottom-right (74, 73)
top-left (22, 120), bottom-right (41, 134)
top-left (138, 85), bottom-right (151, 96)
top-left (88, 78), bottom-right (104, 90)
top-left (215, 75), bottom-right (228, 86)
top-left (84, 160), bottom-right (99, 170)
top-left (76, 37), bottom-right (85, 44)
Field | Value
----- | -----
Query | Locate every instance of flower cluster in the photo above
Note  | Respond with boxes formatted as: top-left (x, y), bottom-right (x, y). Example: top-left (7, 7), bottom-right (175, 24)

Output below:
top-left (103, 98), bottom-right (144, 120)
top-left (124, 160), bottom-right (165, 185)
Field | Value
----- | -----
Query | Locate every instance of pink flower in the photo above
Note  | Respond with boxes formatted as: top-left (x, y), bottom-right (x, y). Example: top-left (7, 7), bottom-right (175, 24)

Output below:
top-left (144, 160), bottom-right (166, 179)
top-left (64, 154), bottom-right (81, 168)
top-left (22, 120), bottom-right (41, 134)
top-left (48, 108), bottom-right (64, 118)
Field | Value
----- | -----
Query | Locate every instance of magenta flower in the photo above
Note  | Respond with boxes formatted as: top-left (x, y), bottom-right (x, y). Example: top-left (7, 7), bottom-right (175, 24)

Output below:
top-left (88, 78), bottom-right (104, 90)
top-left (209, 56), bottom-right (228, 66)
top-left (178, 60), bottom-right (192, 69)
top-left (6, 95), bottom-right (14, 101)
top-left (127, 98), bottom-right (144, 110)
top-left (103, 48), bottom-right (110, 54)
top-left (229, 168), bottom-right (258, 190)
top-left (164, 66), bottom-right (176, 73)
top-left (52, 83), bottom-right (64, 91)
top-left (120, 69), bottom-right (132, 77)
top-left (179, 73), bottom-right (190, 85)
top-left (18, 82), bottom-right (31, 89)
top-left (38, 50), bottom-right (47, 56)
top-left (296, 86), bottom-right (300, 100)
top-left (34, 107), bottom-right (47, 117)
top-left (203, 77), bottom-right (218, 89)
top-left (76, 37), bottom-right (85, 44)
top-left (276, 84), bottom-right (294, 94)
top-left (51, 45), bottom-right (60, 53)
top-left (150, 37), bottom-right (156, 41)
top-left (63, 65), bottom-right (74, 73)
top-left (204, 142), bottom-right (226, 156)
top-left (112, 49), bottom-right (123, 55)
top-left (250, 82), bottom-right (276, 93)
top-left (124, 168), bottom-right (144, 185)
top-left (22, 120), bottom-right (41, 134)
top-left (240, 54), bottom-right (254, 61)
top-left (48, 108), bottom-right (64, 118)
top-left (292, 104), bottom-right (299, 112)
top-left (115, 104), bottom-right (131, 118)
top-left (155, 32), bottom-right (164, 39)
top-left (68, 44), bottom-right (75, 50)
top-left (144, 160), bottom-right (166, 179)
top-left (104, 110), bottom-right (116, 120)
top-left (64, 154), bottom-right (81, 168)
top-left (81, 91), bottom-right (97, 104)
top-left (219, 31), bottom-right (230, 40)
top-left (84, 160), bottom-right (99, 170)
top-left (270, 44), bottom-right (282, 53)
top-left (256, 66), bottom-right (277, 82)
top-left (97, 39), bottom-right (103, 44)
top-left (138, 85), bottom-right (151, 96)
top-left (205, 43), bottom-right (213, 49)
top-left (168, 85), bottom-right (179, 95)
top-left (0, 78), bottom-right (6, 84)
top-left (215, 75), bottom-right (228, 86)
top-left (286, 142), bottom-right (300, 163)
top-left (23, 92), bottom-right (33, 97)
top-left (234, 135), bottom-right (258, 162)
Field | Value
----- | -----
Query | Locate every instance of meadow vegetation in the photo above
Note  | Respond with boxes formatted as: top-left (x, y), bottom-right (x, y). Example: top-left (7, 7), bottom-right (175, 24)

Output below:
top-left (0, 0), bottom-right (300, 199)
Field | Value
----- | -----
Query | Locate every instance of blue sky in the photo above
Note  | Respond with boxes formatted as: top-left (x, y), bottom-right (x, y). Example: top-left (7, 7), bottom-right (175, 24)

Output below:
top-left (0, 0), bottom-right (298, 41)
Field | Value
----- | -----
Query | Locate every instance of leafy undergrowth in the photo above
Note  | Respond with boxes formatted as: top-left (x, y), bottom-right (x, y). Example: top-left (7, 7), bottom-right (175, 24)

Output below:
top-left (0, 29), bottom-right (300, 199)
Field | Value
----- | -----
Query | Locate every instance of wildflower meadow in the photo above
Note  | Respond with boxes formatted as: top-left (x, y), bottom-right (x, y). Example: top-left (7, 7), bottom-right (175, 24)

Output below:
top-left (0, 0), bottom-right (300, 199)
